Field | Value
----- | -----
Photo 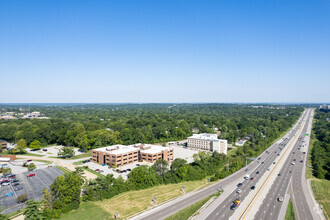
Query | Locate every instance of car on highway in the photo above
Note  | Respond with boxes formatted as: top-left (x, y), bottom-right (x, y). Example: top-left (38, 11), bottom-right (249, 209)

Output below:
top-left (293, 152), bottom-right (295, 154)
top-left (250, 177), bottom-right (254, 180)
top-left (5, 192), bottom-right (14, 197)
top-left (14, 187), bottom-right (23, 191)
top-left (245, 168), bottom-right (249, 172)
top-left (291, 162), bottom-right (295, 165)
top-left (278, 173), bottom-right (281, 176)
top-left (236, 189), bottom-right (242, 194)
top-left (251, 186), bottom-right (256, 190)
top-left (262, 161), bottom-right (264, 164)
top-left (278, 197), bottom-right (284, 202)
top-left (256, 171), bottom-right (259, 174)
top-left (231, 198), bottom-right (240, 207)
top-left (277, 154), bottom-right (280, 156)
top-left (293, 159), bottom-right (296, 161)
top-left (230, 203), bottom-right (237, 210)
top-left (267, 168), bottom-right (270, 171)
top-left (273, 162), bottom-right (276, 164)
top-left (300, 160), bottom-right (303, 163)
top-left (237, 183), bottom-right (242, 187)
top-left (27, 173), bottom-right (35, 177)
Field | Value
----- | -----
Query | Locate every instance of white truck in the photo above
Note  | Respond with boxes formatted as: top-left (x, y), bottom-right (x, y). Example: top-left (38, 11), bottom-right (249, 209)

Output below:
top-left (244, 174), bottom-right (250, 180)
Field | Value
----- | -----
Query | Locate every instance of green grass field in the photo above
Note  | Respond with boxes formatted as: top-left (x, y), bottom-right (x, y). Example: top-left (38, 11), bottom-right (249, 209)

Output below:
top-left (311, 179), bottom-right (330, 220)
top-left (285, 198), bottom-right (295, 220)
top-left (59, 202), bottom-right (111, 220)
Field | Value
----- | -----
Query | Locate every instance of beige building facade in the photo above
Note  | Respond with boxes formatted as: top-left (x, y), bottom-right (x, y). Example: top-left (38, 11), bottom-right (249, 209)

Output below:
top-left (187, 133), bottom-right (228, 155)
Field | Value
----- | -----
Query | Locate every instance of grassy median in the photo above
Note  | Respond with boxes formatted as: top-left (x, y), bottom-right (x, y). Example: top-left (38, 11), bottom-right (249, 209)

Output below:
top-left (285, 198), bottom-right (295, 220)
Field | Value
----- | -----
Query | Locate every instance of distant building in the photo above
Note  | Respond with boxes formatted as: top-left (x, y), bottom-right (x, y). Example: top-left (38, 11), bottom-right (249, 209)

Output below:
top-left (320, 104), bottom-right (330, 111)
top-left (187, 133), bottom-right (228, 155)
top-left (92, 144), bottom-right (174, 167)
top-left (0, 140), bottom-right (8, 151)
top-left (0, 115), bottom-right (16, 120)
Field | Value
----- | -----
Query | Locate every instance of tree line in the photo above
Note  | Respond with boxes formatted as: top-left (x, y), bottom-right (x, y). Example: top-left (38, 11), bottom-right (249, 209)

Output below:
top-left (311, 109), bottom-right (330, 179)
top-left (0, 104), bottom-right (303, 152)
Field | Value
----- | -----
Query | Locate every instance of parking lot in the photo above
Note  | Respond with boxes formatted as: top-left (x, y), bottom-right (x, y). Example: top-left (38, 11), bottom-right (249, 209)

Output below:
top-left (80, 160), bottom-right (151, 179)
top-left (26, 145), bottom-right (84, 157)
top-left (0, 167), bottom-right (63, 214)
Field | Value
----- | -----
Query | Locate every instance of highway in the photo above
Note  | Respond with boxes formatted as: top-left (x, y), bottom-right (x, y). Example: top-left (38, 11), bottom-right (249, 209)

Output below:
top-left (253, 108), bottom-right (316, 220)
top-left (132, 110), bottom-right (309, 220)
top-left (196, 109), bottom-right (311, 220)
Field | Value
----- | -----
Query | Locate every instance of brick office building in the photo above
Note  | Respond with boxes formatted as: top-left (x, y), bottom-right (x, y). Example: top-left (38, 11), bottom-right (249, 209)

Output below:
top-left (92, 144), bottom-right (174, 167)
top-left (92, 145), bottom-right (139, 167)
top-left (137, 144), bottom-right (174, 163)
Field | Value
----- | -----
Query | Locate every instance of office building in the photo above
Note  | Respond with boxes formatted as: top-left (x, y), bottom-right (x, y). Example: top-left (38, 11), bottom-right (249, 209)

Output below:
top-left (187, 133), bottom-right (228, 155)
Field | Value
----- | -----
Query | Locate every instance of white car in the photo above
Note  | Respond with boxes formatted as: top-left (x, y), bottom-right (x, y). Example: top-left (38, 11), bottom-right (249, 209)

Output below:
top-left (2, 182), bottom-right (10, 186)
top-left (278, 197), bottom-right (284, 202)
top-left (237, 189), bottom-right (242, 194)
top-left (291, 162), bottom-right (295, 165)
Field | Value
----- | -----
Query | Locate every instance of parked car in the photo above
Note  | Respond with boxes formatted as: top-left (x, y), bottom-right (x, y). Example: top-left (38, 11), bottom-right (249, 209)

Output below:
top-left (27, 160), bottom-right (32, 162)
top-left (5, 192), bottom-right (14, 197)
top-left (127, 169), bottom-right (131, 171)
top-left (98, 170), bottom-right (104, 173)
top-left (14, 187), bottom-right (23, 191)
top-left (13, 182), bottom-right (20, 186)
top-left (42, 149), bottom-right (48, 151)
top-left (2, 182), bottom-right (10, 186)
top-left (94, 169), bottom-right (100, 172)
top-left (136, 164), bottom-right (140, 166)
top-left (27, 174), bottom-right (35, 177)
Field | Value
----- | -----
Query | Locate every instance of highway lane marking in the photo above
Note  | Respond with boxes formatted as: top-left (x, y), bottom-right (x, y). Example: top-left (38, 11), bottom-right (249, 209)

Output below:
top-left (237, 112), bottom-right (309, 220)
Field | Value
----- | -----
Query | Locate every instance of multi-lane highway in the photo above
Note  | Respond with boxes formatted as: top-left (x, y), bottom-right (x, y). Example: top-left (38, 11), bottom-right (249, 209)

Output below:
top-left (196, 109), bottom-right (311, 220)
top-left (132, 109), bottom-right (312, 220)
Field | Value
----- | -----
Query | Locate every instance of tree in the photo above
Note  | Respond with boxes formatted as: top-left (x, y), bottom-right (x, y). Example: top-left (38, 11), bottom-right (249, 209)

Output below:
top-left (24, 200), bottom-right (43, 220)
top-left (58, 147), bottom-right (75, 158)
top-left (2, 168), bottom-right (12, 175)
top-left (74, 167), bottom-right (84, 176)
top-left (29, 140), bottom-right (41, 150)
top-left (170, 158), bottom-right (187, 172)
top-left (151, 159), bottom-right (168, 179)
top-left (49, 172), bottom-right (84, 213)
top-left (41, 188), bottom-right (54, 210)
top-left (11, 139), bottom-right (27, 154)
top-left (17, 194), bottom-right (28, 203)
top-left (28, 163), bottom-right (36, 171)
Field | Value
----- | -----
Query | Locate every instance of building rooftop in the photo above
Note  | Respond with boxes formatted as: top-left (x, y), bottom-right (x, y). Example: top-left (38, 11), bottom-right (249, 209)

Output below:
top-left (188, 133), bottom-right (219, 140)
top-left (93, 145), bottom-right (138, 155)
top-left (137, 144), bottom-right (173, 154)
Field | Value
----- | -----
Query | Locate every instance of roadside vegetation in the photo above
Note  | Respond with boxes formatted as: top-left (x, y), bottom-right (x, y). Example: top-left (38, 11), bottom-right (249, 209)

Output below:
top-left (308, 109), bottom-right (330, 219)
top-left (165, 191), bottom-right (220, 220)
top-left (285, 198), bottom-right (296, 220)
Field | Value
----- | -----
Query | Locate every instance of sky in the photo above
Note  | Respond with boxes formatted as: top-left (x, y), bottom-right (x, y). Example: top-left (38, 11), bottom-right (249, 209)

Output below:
top-left (0, 0), bottom-right (329, 103)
